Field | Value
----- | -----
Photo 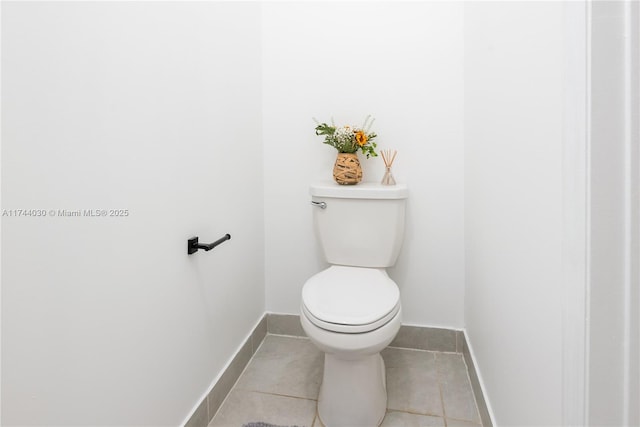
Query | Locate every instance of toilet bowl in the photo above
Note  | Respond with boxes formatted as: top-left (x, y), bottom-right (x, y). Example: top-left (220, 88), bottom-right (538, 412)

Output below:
top-left (302, 182), bottom-right (408, 427)
top-left (301, 266), bottom-right (402, 427)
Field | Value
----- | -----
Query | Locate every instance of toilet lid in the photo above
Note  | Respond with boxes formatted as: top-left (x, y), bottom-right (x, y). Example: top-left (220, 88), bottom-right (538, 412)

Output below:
top-left (302, 266), bottom-right (400, 333)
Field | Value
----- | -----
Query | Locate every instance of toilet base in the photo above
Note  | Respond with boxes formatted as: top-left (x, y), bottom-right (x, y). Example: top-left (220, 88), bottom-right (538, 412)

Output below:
top-left (317, 352), bottom-right (387, 427)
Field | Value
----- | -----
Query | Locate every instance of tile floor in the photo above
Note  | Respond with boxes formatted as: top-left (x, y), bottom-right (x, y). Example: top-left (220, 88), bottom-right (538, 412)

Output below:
top-left (209, 335), bottom-right (483, 427)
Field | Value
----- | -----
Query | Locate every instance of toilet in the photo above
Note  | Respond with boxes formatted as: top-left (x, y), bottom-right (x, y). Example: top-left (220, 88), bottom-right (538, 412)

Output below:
top-left (300, 181), bottom-right (408, 427)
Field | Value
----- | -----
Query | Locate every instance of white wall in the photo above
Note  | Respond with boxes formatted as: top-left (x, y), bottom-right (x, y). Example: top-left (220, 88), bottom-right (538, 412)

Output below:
top-left (1, 3), bottom-right (264, 425)
top-left (5, 3), bottom-right (636, 426)
top-left (587, 2), bottom-right (626, 423)
top-left (262, 1), bottom-right (465, 328)
top-left (628, 5), bottom-right (640, 425)
top-left (588, 1), bottom-right (639, 424)
top-left (464, 2), bottom-right (565, 425)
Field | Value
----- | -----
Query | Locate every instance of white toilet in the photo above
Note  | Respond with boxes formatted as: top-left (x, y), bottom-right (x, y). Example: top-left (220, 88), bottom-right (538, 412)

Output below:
top-left (300, 181), bottom-right (408, 427)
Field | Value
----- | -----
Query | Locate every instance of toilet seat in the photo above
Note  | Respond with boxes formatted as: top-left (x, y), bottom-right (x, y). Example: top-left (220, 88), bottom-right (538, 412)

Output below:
top-left (302, 302), bottom-right (400, 334)
top-left (302, 266), bottom-right (400, 334)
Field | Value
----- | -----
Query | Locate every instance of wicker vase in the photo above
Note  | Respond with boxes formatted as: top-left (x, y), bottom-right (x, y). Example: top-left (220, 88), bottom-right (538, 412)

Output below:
top-left (333, 152), bottom-right (363, 185)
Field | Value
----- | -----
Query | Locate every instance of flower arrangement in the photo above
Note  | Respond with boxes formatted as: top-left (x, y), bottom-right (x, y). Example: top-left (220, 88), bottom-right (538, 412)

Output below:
top-left (313, 115), bottom-right (378, 158)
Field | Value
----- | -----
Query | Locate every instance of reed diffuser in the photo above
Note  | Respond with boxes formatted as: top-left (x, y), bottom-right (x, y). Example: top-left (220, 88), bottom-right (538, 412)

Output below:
top-left (380, 149), bottom-right (397, 185)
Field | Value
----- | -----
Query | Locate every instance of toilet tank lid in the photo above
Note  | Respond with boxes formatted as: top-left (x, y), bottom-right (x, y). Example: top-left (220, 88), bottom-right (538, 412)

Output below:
top-left (310, 181), bottom-right (408, 199)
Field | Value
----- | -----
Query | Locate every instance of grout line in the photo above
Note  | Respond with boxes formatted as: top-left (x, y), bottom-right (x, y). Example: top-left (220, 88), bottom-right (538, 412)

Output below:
top-left (446, 415), bottom-right (483, 424)
top-left (266, 332), bottom-right (310, 340)
top-left (386, 345), bottom-right (459, 355)
top-left (433, 350), bottom-right (449, 425)
top-left (245, 389), bottom-right (318, 402)
top-left (437, 366), bottom-right (448, 423)
top-left (387, 408), bottom-right (446, 418)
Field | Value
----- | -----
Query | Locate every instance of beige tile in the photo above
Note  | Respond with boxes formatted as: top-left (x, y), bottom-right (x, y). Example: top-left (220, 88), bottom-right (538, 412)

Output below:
top-left (436, 353), bottom-right (480, 422)
top-left (251, 315), bottom-right (268, 354)
top-left (445, 418), bottom-right (483, 427)
top-left (456, 331), bottom-right (465, 353)
top-left (425, 328), bottom-right (457, 353)
top-left (202, 318), bottom-right (489, 427)
top-left (312, 412), bottom-right (325, 427)
top-left (386, 366), bottom-right (443, 416)
top-left (267, 313), bottom-right (307, 337)
top-left (382, 348), bottom-right (443, 416)
top-left (463, 349), bottom-right (493, 427)
top-left (185, 398), bottom-right (208, 427)
top-left (381, 411), bottom-right (445, 427)
top-left (382, 347), bottom-right (438, 372)
top-left (208, 390), bottom-right (316, 427)
top-left (390, 325), bottom-right (428, 350)
top-left (435, 353), bottom-right (469, 385)
top-left (251, 334), bottom-right (314, 359)
top-left (440, 383), bottom-right (480, 424)
top-left (208, 337), bottom-right (253, 418)
top-left (390, 326), bottom-right (457, 352)
top-left (235, 335), bottom-right (323, 399)
top-left (191, 331), bottom-right (260, 425)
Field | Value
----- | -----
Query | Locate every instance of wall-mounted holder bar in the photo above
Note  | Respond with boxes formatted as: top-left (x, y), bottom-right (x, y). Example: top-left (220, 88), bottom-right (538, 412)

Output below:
top-left (188, 234), bottom-right (231, 255)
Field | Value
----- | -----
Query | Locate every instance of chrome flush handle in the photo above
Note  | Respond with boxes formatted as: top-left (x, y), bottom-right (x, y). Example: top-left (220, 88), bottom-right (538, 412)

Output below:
top-left (310, 201), bottom-right (327, 209)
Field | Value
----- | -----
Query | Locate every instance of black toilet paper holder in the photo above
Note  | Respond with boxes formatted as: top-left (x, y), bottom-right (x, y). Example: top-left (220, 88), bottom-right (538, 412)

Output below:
top-left (188, 234), bottom-right (231, 255)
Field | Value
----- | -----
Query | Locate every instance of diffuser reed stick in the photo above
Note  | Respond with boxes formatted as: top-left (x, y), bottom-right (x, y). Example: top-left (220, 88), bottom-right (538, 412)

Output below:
top-left (380, 149), bottom-right (397, 185)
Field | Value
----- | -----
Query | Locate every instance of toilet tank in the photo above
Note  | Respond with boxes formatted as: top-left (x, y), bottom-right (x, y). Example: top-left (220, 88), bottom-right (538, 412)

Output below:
top-left (310, 181), bottom-right (408, 268)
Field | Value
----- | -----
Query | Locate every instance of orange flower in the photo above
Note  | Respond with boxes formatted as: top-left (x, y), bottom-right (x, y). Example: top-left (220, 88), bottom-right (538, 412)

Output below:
top-left (355, 130), bottom-right (367, 146)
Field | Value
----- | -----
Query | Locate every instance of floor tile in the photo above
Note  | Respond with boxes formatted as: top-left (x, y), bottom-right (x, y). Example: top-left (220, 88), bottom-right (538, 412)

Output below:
top-left (382, 347), bottom-right (438, 372)
top-left (209, 389), bottom-right (316, 427)
top-left (385, 366), bottom-right (443, 416)
top-left (268, 313), bottom-right (307, 337)
top-left (440, 383), bottom-right (480, 423)
top-left (435, 353), bottom-right (470, 386)
top-left (382, 348), bottom-right (443, 416)
top-left (435, 353), bottom-right (480, 422)
top-left (208, 337), bottom-right (254, 417)
top-left (380, 410), bottom-right (445, 427)
top-left (209, 336), bottom-right (485, 427)
top-left (390, 325), bottom-right (429, 350)
top-left (235, 335), bottom-right (323, 399)
top-left (463, 350), bottom-right (491, 427)
top-left (445, 418), bottom-right (483, 427)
